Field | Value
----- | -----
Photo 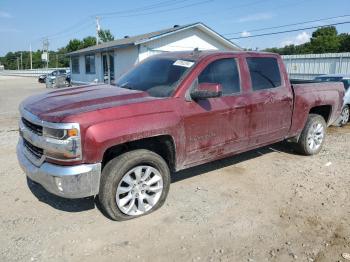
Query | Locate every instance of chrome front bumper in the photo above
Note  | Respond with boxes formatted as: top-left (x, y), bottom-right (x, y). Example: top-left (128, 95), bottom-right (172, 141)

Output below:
top-left (17, 141), bottom-right (101, 199)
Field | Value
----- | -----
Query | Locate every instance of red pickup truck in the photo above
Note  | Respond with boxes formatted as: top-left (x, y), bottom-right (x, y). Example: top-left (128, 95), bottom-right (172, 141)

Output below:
top-left (17, 51), bottom-right (344, 220)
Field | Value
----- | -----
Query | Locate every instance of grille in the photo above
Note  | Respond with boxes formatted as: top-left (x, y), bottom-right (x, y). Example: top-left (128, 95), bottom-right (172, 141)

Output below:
top-left (22, 117), bottom-right (43, 135)
top-left (23, 138), bottom-right (43, 159)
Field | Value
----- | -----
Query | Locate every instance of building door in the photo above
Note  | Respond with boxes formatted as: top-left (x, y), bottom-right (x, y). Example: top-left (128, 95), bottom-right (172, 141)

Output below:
top-left (102, 52), bottom-right (115, 84)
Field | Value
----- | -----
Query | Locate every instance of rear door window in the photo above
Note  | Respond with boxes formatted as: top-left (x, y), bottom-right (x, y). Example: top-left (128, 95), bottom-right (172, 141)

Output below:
top-left (247, 57), bottom-right (282, 91)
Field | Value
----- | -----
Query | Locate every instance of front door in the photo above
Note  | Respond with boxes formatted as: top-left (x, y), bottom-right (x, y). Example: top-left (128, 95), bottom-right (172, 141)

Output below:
top-left (182, 57), bottom-right (248, 166)
top-left (102, 53), bottom-right (115, 84)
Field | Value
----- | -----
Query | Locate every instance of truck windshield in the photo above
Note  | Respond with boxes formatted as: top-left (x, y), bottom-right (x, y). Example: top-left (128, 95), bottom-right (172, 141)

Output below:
top-left (116, 58), bottom-right (195, 97)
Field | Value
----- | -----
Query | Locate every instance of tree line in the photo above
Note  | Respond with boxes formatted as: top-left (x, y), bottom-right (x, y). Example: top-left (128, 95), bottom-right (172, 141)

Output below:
top-left (0, 29), bottom-right (114, 70)
top-left (264, 26), bottom-right (350, 55)
top-left (0, 49), bottom-right (69, 70)
top-left (1, 27), bottom-right (350, 69)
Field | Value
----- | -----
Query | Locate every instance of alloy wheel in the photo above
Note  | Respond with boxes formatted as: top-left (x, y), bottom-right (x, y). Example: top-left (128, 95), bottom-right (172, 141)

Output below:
top-left (307, 122), bottom-right (325, 151)
top-left (340, 107), bottom-right (350, 125)
top-left (116, 165), bottom-right (163, 216)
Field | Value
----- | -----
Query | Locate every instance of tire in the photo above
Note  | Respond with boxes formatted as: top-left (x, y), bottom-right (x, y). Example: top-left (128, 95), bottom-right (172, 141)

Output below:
top-left (296, 114), bottom-right (327, 155)
top-left (99, 149), bottom-right (170, 221)
top-left (339, 105), bottom-right (350, 126)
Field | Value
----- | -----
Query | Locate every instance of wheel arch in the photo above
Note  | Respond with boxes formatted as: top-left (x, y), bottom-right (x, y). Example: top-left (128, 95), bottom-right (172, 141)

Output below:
top-left (309, 105), bottom-right (332, 124)
top-left (102, 135), bottom-right (177, 172)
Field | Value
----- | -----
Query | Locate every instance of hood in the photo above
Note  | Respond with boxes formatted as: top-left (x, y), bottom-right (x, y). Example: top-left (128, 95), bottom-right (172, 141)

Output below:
top-left (22, 84), bottom-right (159, 122)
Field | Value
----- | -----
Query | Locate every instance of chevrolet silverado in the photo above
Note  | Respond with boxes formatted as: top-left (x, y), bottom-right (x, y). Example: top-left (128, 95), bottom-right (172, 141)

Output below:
top-left (17, 51), bottom-right (344, 220)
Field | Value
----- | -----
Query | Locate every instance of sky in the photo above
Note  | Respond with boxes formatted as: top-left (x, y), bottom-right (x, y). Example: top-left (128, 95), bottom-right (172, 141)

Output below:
top-left (0, 0), bottom-right (350, 55)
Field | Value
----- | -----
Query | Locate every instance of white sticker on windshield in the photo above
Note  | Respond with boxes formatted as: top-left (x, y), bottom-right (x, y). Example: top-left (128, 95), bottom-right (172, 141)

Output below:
top-left (173, 60), bottom-right (194, 68)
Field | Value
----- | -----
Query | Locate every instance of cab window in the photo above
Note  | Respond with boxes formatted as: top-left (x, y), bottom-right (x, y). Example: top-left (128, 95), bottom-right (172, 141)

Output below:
top-left (198, 58), bottom-right (240, 95)
top-left (247, 57), bottom-right (282, 91)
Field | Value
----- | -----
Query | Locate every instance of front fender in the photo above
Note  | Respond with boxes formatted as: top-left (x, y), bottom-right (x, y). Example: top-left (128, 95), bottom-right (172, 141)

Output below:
top-left (83, 111), bottom-right (184, 164)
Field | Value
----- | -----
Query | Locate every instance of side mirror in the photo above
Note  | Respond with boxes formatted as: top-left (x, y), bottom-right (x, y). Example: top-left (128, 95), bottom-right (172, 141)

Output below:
top-left (190, 82), bottom-right (222, 100)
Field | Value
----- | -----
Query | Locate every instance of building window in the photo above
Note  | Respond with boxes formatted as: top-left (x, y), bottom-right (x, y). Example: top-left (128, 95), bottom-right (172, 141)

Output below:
top-left (247, 57), bottom-right (282, 91)
top-left (85, 54), bottom-right (95, 74)
top-left (71, 56), bottom-right (79, 74)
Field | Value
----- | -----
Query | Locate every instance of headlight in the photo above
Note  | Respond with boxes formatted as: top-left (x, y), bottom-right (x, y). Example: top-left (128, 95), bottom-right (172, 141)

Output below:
top-left (43, 127), bottom-right (79, 139)
top-left (42, 125), bottom-right (82, 161)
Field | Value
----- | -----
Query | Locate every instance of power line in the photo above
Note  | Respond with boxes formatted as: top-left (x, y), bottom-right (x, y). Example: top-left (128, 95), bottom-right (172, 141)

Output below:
top-left (47, 21), bottom-right (94, 40)
top-left (174, 0), bottom-right (270, 21)
top-left (158, 0), bottom-right (309, 30)
top-left (41, 0), bottom-right (193, 40)
top-left (224, 14), bottom-right (350, 36)
top-left (48, 22), bottom-right (95, 40)
top-left (101, 0), bottom-right (214, 19)
top-left (229, 21), bottom-right (350, 40)
top-left (37, 18), bottom-right (92, 41)
top-left (94, 0), bottom-right (191, 17)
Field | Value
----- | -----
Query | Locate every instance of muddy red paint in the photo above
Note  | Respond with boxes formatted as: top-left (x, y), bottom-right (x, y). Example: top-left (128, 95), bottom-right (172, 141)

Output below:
top-left (20, 51), bottom-right (344, 170)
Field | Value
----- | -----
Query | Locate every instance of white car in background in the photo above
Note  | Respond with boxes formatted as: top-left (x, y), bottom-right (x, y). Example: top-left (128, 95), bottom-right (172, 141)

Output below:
top-left (45, 69), bottom-right (71, 88)
top-left (314, 74), bottom-right (350, 126)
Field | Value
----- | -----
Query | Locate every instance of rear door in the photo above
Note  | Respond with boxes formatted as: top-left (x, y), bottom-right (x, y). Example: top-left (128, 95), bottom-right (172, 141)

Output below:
top-left (245, 56), bottom-right (293, 146)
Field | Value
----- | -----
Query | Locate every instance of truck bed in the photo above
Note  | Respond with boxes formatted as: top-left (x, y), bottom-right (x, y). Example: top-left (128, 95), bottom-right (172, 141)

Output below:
top-left (288, 81), bottom-right (344, 137)
top-left (290, 79), bottom-right (320, 85)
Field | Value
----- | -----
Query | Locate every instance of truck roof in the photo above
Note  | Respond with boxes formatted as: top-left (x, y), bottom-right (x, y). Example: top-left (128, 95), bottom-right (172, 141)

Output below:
top-left (152, 50), bottom-right (278, 61)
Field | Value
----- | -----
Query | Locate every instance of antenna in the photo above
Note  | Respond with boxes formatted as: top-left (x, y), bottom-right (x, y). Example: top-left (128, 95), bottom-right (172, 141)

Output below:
top-left (192, 47), bottom-right (200, 56)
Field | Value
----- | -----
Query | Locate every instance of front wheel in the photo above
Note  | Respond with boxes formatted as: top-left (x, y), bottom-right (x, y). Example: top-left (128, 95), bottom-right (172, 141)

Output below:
top-left (99, 149), bottom-right (170, 221)
top-left (296, 114), bottom-right (326, 155)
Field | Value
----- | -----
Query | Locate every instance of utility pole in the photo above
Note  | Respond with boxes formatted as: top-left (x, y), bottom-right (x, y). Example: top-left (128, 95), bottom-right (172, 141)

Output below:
top-left (96, 16), bottom-right (100, 45)
top-left (56, 54), bottom-right (58, 68)
top-left (20, 52), bottom-right (23, 70)
top-left (17, 57), bottom-right (19, 70)
top-left (30, 44), bottom-right (33, 70)
top-left (43, 38), bottom-right (49, 69)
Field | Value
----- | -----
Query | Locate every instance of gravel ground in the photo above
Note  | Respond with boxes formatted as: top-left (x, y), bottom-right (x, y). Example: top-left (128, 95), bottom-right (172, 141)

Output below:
top-left (0, 76), bottom-right (349, 262)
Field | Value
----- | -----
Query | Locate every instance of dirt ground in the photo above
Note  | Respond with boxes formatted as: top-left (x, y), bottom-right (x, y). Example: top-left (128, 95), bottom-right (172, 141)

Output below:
top-left (0, 76), bottom-right (349, 262)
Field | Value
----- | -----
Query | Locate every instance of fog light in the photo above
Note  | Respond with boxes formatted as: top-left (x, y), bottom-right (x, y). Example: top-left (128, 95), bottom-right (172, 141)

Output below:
top-left (54, 177), bottom-right (63, 192)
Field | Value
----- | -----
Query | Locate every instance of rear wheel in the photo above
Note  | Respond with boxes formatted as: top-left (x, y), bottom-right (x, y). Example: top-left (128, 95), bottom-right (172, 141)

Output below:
top-left (99, 149), bottom-right (170, 221)
top-left (339, 105), bottom-right (350, 126)
top-left (296, 114), bottom-right (326, 155)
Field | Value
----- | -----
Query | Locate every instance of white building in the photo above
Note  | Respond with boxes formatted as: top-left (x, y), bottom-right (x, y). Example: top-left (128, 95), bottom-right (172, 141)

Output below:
top-left (68, 22), bottom-right (241, 85)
